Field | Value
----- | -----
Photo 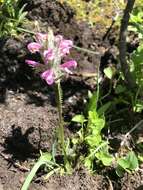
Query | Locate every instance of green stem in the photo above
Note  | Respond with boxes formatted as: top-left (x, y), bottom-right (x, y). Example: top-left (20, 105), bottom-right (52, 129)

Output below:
top-left (96, 62), bottom-right (100, 110)
top-left (81, 122), bottom-right (84, 142)
top-left (55, 81), bottom-right (67, 166)
top-left (73, 45), bottom-right (100, 55)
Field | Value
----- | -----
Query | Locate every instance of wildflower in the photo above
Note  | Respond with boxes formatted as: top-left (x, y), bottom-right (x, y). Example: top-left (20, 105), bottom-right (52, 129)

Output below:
top-left (26, 29), bottom-right (77, 85)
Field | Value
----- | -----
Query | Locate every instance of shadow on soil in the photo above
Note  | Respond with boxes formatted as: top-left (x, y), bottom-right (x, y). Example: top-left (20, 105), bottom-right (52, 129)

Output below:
top-left (2, 125), bottom-right (40, 162)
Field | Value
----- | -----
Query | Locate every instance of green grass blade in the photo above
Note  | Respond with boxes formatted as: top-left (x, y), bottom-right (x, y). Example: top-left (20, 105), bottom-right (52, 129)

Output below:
top-left (21, 160), bottom-right (45, 190)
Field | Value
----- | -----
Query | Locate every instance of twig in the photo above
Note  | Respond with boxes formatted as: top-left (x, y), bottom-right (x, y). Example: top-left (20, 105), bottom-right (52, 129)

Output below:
top-left (73, 45), bottom-right (100, 55)
top-left (103, 10), bottom-right (120, 41)
top-left (119, 0), bottom-right (137, 89)
top-left (106, 176), bottom-right (114, 190)
top-left (0, 152), bottom-right (30, 172)
top-left (120, 120), bottom-right (143, 147)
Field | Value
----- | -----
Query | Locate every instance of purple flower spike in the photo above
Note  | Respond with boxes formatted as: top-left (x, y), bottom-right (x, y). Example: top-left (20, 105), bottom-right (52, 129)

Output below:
top-left (44, 49), bottom-right (54, 62)
top-left (27, 42), bottom-right (42, 53)
top-left (26, 29), bottom-right (77, 86)
top-left (25, 60), bottom-right (40, 67)
top-left (41, 69), bottom-right (55, 85)
top-left (60, 60), bottom-right (77, 74)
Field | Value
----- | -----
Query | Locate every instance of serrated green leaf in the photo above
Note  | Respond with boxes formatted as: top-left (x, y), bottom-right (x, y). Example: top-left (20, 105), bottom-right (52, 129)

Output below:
top-left (127, 151), bottom-right (139, 170)
top-left (95, 151), bottom-right (113, 166)
top-left (85, 134), bottom-right (102, 147)
top-left (88, 111), bottom-right (105, 133)
top-left (117, 157), bottom-right (130, 169)
top-left (117, 151), bottom-right (139, 171)
top-left (104, 66), bottom-right (116, 79)
top-left (72, 114), bottom-right (85, 124)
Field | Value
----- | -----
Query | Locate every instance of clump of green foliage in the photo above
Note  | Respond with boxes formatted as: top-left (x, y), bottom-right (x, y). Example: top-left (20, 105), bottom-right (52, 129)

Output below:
top-left (129, 8), bottom-right (143, 89)
top-left (72, 86), bottom-right (139, 175)
top-left (126, 5), bottom-right (143, 112)
top-left (72, 91), bottom-right (113, 170)
top-left (130, 44), bottom-right (143, 88)
top-left (0, 0), bottom-right (27, 37)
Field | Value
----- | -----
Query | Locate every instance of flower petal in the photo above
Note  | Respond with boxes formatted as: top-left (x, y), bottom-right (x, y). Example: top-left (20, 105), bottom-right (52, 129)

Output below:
top-left (36, 33), bottom-right (48, 43)
top-left (59, 40), bottom-right (73, 56)
top-left (60, 40), bottom-right (73, 47)
top-left (43, 49), bottom-right (54, 62)
top-left (60, 60), bottom-right (77, 74)
top-left (25, 60), bottom-right (40, 67)
top-left (41, 69), bottom-right (55, 85)
top-left (27, 42), bottom-right (42, 53)
top-left (55, 35), bottom-right (63, 43)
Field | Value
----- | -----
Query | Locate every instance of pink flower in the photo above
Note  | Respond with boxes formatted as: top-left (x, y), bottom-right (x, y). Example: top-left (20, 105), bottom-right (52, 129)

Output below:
top-left (25, 60), bottom-right (40, 67)
top-left (41, 69), bottom-right (55, 85)
top-left (44, 49), bottom-right (54, 62)
top-left (26, 31), bottom-right (77, 86)
top-left (60, 60), bottom-right (77, 74)
top-left (59, 40), bottom-right (73, 56)
top-left (36, 33), bottom-right (48, 43)
top-left (27, 42), bottom-right (42, 53)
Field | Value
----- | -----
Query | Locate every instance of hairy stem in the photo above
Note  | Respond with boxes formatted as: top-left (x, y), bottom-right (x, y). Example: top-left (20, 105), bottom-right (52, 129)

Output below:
top-left (119, 0), bottom-right (137, 89)
top-left (55, 81), bottom-right (67, 166)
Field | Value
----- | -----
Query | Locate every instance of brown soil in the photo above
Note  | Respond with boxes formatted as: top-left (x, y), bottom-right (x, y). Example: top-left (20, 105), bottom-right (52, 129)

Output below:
top-left (0, 0), bottom-right (142, 190)
top-left (0, 86), bottom-right (109, 190)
